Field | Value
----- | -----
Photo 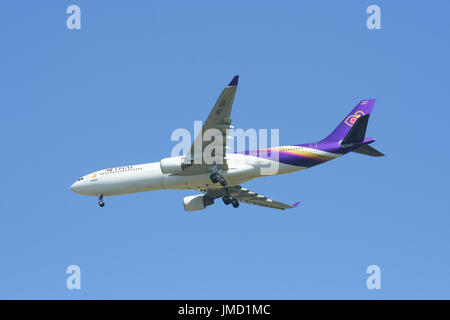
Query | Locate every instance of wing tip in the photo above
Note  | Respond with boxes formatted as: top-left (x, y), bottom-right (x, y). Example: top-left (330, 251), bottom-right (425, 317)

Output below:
top-left (292, 201), bottom-right (301, 208)
top-left (228, 75), bottom-right (239, 87)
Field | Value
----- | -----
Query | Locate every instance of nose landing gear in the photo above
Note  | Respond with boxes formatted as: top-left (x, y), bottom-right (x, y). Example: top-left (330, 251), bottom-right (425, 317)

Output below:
top-left (97, 194), bottom-right (105, 207)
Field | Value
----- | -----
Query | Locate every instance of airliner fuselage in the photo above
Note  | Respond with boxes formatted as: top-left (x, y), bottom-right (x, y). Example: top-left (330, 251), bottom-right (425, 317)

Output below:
top-left (70, 148), bottom-right (324, 196)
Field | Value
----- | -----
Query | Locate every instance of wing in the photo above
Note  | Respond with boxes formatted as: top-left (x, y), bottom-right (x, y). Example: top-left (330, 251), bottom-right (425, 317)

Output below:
top-left (182, 76), bottom-right (239, 175)
top-left (201, 185), bottom-right (300, 210)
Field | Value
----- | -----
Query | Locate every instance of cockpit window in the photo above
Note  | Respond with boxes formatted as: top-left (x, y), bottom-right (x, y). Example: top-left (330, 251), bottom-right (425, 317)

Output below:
top-left (78, 177), bottom-right (84, 181)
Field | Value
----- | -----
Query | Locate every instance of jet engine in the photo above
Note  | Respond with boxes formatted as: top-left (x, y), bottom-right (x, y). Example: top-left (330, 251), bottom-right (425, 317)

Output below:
top-left (160, 157), bottom-right (184, 174)
top-left (183, 194), bottom-right (214, 212)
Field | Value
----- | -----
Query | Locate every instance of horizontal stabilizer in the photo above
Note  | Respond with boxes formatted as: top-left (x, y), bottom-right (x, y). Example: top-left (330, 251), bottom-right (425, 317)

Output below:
top-left (352, 144), bottom-right (385, 157)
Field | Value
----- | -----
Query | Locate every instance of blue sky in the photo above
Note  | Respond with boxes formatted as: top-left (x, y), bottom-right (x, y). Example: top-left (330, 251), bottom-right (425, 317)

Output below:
top-left (1, 0), bottom-right (450, 299)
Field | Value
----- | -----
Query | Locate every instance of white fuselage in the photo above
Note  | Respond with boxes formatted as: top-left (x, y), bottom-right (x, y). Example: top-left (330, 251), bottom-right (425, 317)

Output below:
top-left (70, 153), bottom-right (303, 197)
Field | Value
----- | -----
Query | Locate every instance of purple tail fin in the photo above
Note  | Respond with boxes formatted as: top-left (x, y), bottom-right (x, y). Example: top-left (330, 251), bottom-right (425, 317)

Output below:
top-left (320, 99), bottom-right (376, 143)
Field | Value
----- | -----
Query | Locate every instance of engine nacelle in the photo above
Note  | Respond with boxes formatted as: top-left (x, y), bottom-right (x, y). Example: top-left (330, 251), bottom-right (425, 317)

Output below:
top-left (160, 157), bottom-right (184, 174)
top-left (183, 194), bottom-right (214, 212)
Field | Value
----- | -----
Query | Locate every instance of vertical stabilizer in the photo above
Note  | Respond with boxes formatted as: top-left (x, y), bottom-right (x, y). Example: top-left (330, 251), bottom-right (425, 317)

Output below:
top-left (320, 99), bottom-right (376, 143)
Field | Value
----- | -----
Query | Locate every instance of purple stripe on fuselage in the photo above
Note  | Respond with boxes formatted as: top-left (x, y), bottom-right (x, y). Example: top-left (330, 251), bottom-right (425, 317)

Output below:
top-left (277, 151), bottom-right (324, 167)
top-left (238, 137), bottom-right (375, 168)
top-left (240, 149), bottom-right (326, 168)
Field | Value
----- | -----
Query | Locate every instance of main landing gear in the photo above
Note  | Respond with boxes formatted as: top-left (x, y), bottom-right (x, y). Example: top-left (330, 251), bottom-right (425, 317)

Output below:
top-left (222, 195), bottom-right (239, 208)
top-left (97, 194), bottom-right (105, 207)
top-left (210, 172), bottom-right (227, 187)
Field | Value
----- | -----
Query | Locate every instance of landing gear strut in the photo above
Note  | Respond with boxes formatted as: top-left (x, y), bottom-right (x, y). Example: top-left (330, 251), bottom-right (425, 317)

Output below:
top-left (97, 194), bottom-right (105, 207)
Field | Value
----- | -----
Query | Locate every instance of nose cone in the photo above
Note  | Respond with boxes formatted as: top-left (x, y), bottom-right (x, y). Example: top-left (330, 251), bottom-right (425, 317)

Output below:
top-left (70, 181), bottom-right (81, 194)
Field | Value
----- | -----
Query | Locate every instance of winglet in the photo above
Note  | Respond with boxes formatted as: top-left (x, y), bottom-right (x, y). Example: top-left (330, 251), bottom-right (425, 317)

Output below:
top-left (292, 201), bottom-right (301, 208)
top-left (228, 75), bottom-right (239, 87)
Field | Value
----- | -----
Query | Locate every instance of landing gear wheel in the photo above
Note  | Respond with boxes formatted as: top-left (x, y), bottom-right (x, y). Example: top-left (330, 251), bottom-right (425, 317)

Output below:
top-left (219, 176), bottom-right (227, 186)
top-left (210, 172), bottom-right (227, 186)
top-left (97, 193), bottom-right (105, 208)
top-left (210, 173), bottom-right (219, 184)
top-left (222, 195), bottom-right (232, 205)
top-left (231, 198), bottom-right (239, 208)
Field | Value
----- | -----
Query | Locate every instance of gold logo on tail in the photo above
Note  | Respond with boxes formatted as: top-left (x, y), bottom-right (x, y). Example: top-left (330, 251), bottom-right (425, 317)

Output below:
top-left (344, 111), bottom-right (365, 127)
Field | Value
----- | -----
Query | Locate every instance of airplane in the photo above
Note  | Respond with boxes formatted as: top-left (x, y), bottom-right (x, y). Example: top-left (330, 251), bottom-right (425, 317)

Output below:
top-left (70, 75), bottom-right (384, 211)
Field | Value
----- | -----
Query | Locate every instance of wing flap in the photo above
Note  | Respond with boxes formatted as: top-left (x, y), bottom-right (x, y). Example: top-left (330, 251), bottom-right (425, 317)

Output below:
top-left (201, 185), bottom-right (299, 210)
